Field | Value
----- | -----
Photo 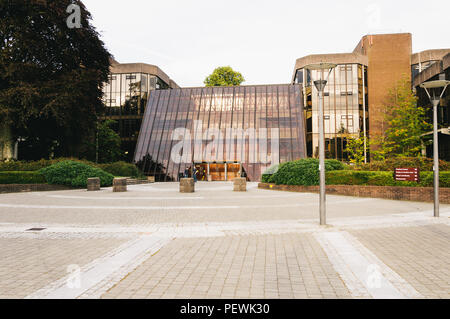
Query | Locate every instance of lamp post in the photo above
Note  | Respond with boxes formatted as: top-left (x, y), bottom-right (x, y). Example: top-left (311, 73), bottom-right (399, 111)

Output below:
top-left (304, 63), bottom-right (337, 225)
top-left (420, 79), bottom-right (450, 218)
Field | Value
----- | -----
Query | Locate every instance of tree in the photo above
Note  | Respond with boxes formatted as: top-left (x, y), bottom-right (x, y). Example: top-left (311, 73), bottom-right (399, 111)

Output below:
top-left (93, 120), bottom-right (122, 163)
top-left (204, 66), bottom-right (245, 87)
top-left (371, 77), bottom-right (432, 160)
top-left (0, 0), bottom-right (111, 160)
top-left (345, 134), bottom-right (365, 165)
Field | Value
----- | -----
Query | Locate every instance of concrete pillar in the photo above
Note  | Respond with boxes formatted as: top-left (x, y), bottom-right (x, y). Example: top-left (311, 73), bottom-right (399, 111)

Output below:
top-left (180, 178), bottom-right (195, 193)
top-left (113, 178), bottom-right (127, 192)
top-left (87, 177), bottom-right (100, 191)
top-left (233, 177), bottom-right (247, 192)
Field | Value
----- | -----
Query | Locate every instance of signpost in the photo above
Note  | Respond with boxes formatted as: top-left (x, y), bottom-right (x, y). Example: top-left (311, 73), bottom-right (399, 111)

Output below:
top-left (394, 168), bottom-right (420, 182)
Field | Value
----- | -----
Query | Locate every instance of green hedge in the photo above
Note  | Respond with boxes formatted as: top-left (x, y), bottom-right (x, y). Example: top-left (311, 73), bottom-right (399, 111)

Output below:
top-left (326, 170), bottom-right (450, 188)
top-left (39, 161), bottom-right (114, 188)
top-left (97, 161), bottom-right (141, 178)
top-left (0, 158), bottom-right (141, 177)
top-left (350, 157), bottom-right (450, 172)
top-left (0, 171), bottom-right (47, 184)
top-left (268, 159), bottom-right (346, 186)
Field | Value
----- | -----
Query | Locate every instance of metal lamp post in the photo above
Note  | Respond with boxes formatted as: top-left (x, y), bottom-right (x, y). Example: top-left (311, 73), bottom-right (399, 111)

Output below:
top-left (420, 79), bottom-right (450, 218)
top-left (304, 63), bottom-right (337, 225)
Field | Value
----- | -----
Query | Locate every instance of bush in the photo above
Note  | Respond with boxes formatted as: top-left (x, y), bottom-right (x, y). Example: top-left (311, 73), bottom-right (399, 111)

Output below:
top-left (261, 164), bottom-right (280, 183)
top-left (326, 170), bottom-right (450, 188)
top-left (98, 161), bottom-right (141, 178)
top-left (0, 171), bottom-right (47, 184)
top-left (39, 161), bottom-right (114, 188)
top-left (269, 158), bottom-right (346, 186)
top-left (350, 157), bottom-right (450, 172)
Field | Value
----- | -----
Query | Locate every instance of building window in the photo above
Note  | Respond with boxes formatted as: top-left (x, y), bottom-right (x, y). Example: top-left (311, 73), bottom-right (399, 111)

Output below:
top-left (126, 75), bottom-right (137, 80)
top-left (340, 91), bottom-right (353, 96)
top-left (341, 115), bottom-right (354, 127)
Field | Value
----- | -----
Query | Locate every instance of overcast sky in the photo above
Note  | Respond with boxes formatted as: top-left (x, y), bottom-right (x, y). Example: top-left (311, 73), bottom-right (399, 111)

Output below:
top-left (83, 0), bottom-right (449, 87)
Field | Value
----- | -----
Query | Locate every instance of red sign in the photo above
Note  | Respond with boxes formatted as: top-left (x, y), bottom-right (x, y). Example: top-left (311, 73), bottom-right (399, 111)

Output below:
top-left (394, 168), bottom-right (420, 182)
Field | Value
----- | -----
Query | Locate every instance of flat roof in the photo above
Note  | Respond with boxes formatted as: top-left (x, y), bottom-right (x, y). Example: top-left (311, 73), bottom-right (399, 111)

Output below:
top-left (109, 61), bottom-right (179, 88)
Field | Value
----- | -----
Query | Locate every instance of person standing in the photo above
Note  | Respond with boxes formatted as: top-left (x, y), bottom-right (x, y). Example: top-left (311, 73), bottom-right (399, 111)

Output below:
top-left (193, 166), bottom-right (198, 183)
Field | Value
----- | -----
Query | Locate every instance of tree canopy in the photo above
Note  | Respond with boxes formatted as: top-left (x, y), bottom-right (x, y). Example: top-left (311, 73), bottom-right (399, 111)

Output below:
top-left (0, 0), bottom-right (111, 160)
top-left (204, 66), bottom-right (245, 87)
top-left (371, 77), bottom-right (432, 160)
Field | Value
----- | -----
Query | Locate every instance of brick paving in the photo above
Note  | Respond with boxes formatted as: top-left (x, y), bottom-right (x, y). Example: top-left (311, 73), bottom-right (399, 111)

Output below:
top-left (101, 234), bottom-right (351, 299)
top-left (0, 182), bottom-right (448, 299)
top-left (0, 237), bottom-right (126, 298)
top-left (350, 225), bottom-right (450, 299)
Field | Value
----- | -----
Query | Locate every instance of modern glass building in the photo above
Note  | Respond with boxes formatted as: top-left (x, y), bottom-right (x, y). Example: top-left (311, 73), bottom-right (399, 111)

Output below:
top-left (414, 53), bottom-right (450, 160)
top-left (134, 84), bottom-right (307, 182)
top-left (293, 34), bottom-right (450, 161)
top-left (293, 53), bottom-right (368, 160)
top-left (102, 60), bottom-right (179, 161)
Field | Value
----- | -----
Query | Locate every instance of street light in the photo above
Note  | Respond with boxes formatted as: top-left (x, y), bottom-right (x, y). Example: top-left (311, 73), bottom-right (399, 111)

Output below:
top-left (420, 79), bottom-right (450, 218)
top-left (304, 62), bottom-right (337, 225)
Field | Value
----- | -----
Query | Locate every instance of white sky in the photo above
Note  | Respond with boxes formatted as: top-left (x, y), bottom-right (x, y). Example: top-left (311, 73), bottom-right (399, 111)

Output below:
top-left (83, 0), bottom-right (450, 87)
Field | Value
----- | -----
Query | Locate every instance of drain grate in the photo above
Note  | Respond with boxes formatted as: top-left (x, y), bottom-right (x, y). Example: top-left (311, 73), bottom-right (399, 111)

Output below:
top-left (26, 228), bottom-right (46, 231)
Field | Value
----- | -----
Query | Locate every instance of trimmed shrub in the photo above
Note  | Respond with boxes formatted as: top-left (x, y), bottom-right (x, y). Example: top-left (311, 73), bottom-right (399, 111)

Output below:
top-left (261, 164), bottom-right (280, 183)
top-left (326, 170), bottom-right (450, 188)
top-left (39, 161), bottom-right (114, 188)
top-left (269, 158), bottom-right (346, 186)
top-left (350, 157), bottom-right (450, 172)
top-left (98, 161), bottom-right (141, 178)
top-left (0, 171), bottom-right (47, 184)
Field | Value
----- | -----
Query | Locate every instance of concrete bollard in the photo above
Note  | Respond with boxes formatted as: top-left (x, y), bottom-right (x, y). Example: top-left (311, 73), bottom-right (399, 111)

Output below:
top-left (147, 176), bottom-right (155, 183)
top-left (207, 175), bottom-right (212, 182)
top-left (233, 177), bottom-right (247, 192)
top-left (87, 177), bottom-right (100, 191)
top-left (180, 178), bottom-right (195, 193)
top-left (113, 177), bottom-right (127, 192)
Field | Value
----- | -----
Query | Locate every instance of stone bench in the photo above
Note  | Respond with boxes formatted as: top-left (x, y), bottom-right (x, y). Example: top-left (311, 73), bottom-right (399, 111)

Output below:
top-left (87, 177), bottom-right (100, 191)
top-left (180, 178), bottom-right (195, 193)
top-left (113, 177), bottom-right (127, 192)
top-left (233, 177), bottom-right (247, 192)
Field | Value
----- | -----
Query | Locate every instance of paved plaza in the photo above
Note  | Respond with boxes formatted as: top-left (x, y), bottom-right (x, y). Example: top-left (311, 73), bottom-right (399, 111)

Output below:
top-left (0, 182), bottom-right (449, 299)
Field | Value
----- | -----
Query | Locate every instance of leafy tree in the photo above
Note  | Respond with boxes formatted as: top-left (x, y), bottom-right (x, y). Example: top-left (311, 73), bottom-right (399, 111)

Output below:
top-left (371, 77), bottom-right (432, 160)
top-left (94, 120), bottom-right (122, 163)
top-left (0, 0), bottom-right (111, 160)
top-left (204, 66), bottom-right (245, 87)
top-left (345, 134), bottom-right (365, 165)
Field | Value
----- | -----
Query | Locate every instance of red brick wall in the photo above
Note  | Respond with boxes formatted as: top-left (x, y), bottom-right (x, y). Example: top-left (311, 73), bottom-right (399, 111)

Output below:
top-left (0, 184), bottom-right (72, 194)
top-left (258, 183), bottom-right (450, 204)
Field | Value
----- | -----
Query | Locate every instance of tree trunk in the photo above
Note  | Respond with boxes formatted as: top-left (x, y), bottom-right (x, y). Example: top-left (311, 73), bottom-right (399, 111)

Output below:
top-left (0, 121), bottom-right (15, 160)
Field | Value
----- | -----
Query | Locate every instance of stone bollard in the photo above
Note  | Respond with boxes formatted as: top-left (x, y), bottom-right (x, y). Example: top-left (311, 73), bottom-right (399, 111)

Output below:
top-left (180, 178), bottom-right (195, 193)
top-left (87, 177), bottom-right (100, 191)
top-left (147, 176), bottom-right (155, 183)
top-left (233, 177), bottom-right (247, 192)
top-left (113, 177), bottom-right (127, 192)
top-left (207, 175), bottom-right (212, 182)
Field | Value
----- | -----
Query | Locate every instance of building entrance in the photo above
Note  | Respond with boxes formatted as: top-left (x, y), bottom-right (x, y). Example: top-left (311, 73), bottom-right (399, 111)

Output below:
top-left (194, 163), bottom-right (242, 181)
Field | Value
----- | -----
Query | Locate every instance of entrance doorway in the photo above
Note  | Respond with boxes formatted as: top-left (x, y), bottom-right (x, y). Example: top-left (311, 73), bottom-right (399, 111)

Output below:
top-left (193, 163), bottom-right (242, 181)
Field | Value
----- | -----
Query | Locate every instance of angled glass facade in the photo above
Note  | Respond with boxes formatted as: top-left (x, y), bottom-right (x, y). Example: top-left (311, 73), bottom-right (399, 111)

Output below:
top-left (134, 84), bottom-right (306, 182)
